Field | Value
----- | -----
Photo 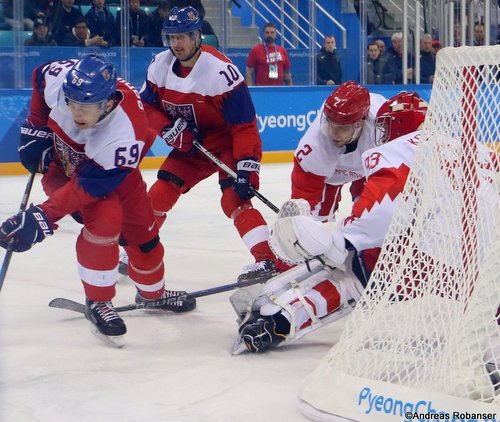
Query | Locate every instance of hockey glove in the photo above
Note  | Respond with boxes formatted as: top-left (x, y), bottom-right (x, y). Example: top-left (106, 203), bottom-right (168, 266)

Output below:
top-left (19, 121), bottom-right (53, 174)
top-left (161, 118), bottom-right (199, 154)
top-left (0, 205), bottom-right (54, 252)
top-left (234, 158), bottom-right (260, 200)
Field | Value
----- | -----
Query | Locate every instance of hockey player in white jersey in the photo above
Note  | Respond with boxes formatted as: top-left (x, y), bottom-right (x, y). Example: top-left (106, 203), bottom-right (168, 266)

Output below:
top-left (292, 81), bottom-right (386, 222)
top-left (234, 92), bottom-right (428, 353)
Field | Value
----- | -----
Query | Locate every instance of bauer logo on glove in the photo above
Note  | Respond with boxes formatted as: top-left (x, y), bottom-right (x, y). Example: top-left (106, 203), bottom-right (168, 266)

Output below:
top-left (161, 118), bottom-right (199, 153)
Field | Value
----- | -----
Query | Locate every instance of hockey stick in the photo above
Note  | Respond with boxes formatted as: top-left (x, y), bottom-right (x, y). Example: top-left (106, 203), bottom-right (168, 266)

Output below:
top-left (48, 276), bottom-right (269, 314)
top-left (0, 171), bottom-right (36, 292)
top-left (192, 140), bottom-right (279, 213)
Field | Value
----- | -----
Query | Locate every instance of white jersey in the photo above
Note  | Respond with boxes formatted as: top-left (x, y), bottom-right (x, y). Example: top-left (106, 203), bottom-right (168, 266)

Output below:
top-left (294, 93), bottom-right (386, 186)
top-left (342, 130), bottom-right (421, 251)
top-left (41, 60), bottom-right (147, 177)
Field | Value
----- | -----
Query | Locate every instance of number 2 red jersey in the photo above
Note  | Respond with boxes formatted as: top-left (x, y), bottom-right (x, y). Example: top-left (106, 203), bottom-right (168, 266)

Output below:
top-left (139, 45), bottom-right (262, 161)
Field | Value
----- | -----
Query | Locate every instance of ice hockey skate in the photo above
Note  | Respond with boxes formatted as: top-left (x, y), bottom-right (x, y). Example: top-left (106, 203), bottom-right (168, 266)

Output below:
top-left (135, 290), bottom-right (196, 313)
top-left (84, 299), bottom-right (126, 348)
top-left (237, 260), bottom-right (277, 283)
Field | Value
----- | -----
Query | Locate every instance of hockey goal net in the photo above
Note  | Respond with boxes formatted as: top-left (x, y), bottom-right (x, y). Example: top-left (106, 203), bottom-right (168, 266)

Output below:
top-left (299, 45), bottom-right (500, 421)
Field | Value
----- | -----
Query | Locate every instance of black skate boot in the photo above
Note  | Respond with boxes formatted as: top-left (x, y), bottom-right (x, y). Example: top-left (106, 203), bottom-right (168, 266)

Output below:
top-left (237, 260), bottom-right (278, 283)
top-left (135, 290), bottom-right (196, 313)
top-left (239, 313), bottom-right (291, 353)
top-left (85, 298), bottom-right (127, 338)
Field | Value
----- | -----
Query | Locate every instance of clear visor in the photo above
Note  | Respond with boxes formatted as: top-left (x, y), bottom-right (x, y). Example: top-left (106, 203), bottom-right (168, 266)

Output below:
top-left (161, 30), bottom-right (199, 47)
top-left (65, 98), bottom-right (107, 112)
top-left (320, 114), bottom-right (362, 145)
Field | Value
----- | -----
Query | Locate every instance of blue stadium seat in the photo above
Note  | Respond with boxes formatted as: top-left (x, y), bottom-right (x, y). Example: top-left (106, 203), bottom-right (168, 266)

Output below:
top-left (79, 5), bottom-right (91, 16)
top-left (202, 34), bottom-right (219, 49)
top-left (0, 30), bottom-right (32, 46)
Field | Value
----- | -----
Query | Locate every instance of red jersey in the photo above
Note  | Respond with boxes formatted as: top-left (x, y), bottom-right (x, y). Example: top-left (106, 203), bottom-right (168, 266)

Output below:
top-left (140, 45), bottom-right (262, 161)
top-left (246, 43), bottom-right (291, 86)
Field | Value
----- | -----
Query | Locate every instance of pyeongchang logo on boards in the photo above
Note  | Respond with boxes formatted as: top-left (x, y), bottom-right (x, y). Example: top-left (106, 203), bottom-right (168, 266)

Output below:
top-left (256, 110), bottom-right (319, 133)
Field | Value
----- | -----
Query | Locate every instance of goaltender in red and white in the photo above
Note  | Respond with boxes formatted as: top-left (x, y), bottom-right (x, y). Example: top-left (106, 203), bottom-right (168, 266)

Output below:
top-left (233, 92), bottom-right (429, 353)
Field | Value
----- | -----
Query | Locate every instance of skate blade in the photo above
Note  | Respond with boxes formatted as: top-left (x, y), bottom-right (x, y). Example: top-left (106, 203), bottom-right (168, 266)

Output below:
top-left (89, 325), bottom-right (125, 348)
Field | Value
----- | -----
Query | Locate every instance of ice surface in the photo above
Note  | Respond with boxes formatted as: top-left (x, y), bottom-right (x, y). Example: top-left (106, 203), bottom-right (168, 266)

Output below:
top-left (0, 164), bottom-right (349, 422)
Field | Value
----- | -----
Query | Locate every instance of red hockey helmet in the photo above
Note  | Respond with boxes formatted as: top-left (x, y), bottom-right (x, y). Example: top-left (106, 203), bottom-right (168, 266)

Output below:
top-left (375, 92), bottom-right (428, 145)
top-left (323, 81), bottom-right (370, 125)
top-left (321, 81), bottom-right (370, 147)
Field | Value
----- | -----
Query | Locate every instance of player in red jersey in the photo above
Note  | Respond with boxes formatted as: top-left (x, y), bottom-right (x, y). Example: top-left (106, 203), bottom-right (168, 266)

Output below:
top-left (0, 55), bottom-right (195, 344)
top-left (233, 92), bottom-right (428, 353)
top-left (139, 7), bottom-right (277, 282)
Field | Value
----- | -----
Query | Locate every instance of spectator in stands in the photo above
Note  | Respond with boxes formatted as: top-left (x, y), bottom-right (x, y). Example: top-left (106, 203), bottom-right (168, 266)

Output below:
top-left (168, 0), bottom-right (217, 37)
top-left (386, 32), bottom-right (414, 84)
top-left (432, 40), bottom-right (442, 57)
top-left (419, 33), bottom-right (435, 84)
top-left (85, 0), bottom-right (115, 47)
top-left (453, 23), bottom-right (462, 47)
top-left (60, 16), bottom-right (109, 47)
top-left (246, 22), bottom-right (293, 86)
top-left (316, 35), bottom-right (342, 85)
top-left (375, 39), bottom-right (388, 56)
top-left (473, 22), bottom-right (485, 46)
top-left (49, 0), bottom-right (84, 45)
top-left (24, 15), bottom-right (57, 46)
top-left (2, 0), bottom-right (39, 30)
top-left (366, 41), bottom-right (396, 84)
top-left (114, 0), bottom-right (151, 47)
top-left (147, 1), bottom-right (170, 47)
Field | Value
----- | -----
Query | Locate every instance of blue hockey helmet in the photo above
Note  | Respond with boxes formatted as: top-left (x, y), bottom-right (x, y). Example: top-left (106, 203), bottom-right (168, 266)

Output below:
top-left (162, 6), bottom-right (202, 42)
top-left (63, 55), bottom-right (117, 104)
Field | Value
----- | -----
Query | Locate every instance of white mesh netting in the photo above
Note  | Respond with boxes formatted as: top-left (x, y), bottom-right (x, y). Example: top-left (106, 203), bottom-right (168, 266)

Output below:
top-left (300, 46), bottom-right (500, 415)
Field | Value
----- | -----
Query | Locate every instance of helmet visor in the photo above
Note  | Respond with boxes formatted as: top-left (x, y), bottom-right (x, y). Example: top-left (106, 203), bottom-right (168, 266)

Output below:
top-left (320, 114), bottom-right (361, 146)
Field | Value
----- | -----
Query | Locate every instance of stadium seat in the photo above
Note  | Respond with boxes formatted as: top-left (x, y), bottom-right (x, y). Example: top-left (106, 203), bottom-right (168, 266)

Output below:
top-left (202, 34), bottom-right (219, 49)
top-left (0, 30), bottom-right (32, 46)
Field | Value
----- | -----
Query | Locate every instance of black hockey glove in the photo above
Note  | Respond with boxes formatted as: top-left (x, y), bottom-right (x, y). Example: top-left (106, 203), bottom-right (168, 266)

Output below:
top-left (19, 121), bottom-right (53, 174)
top-left (0, 205), bottom-right (54, 252)
top-left (234, 158), bottom-right (260, 200)
top-left (161, 118), bottom-right (199, 154)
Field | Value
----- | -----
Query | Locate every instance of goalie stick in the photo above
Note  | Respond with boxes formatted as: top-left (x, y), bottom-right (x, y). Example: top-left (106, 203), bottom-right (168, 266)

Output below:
top-left (48, 276), bottom-right (269, 314)
top-left (0, 172), bottom-right (36, 292)
top-left (192, 140), bottom-right (279, 214)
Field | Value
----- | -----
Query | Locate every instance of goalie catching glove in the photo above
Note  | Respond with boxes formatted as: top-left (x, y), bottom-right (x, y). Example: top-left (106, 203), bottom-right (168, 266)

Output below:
top-left (269, 200), bottom-right (348, 269)
top-left (18, 120), bottom-right (53, 174)
top-left (161, 118), bottom-right (199, 154)
top-left (0, 205), bottom-right (54, 252)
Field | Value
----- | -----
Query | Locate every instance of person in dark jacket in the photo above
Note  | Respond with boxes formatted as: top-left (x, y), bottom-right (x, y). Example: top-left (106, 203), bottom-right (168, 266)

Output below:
top-left (85, 0), bottom-right (115, 46)
top-left (25, 16), bottom-right (57, 46)
top-left (366, 41), bottom-right (396, 84)
top-left (419, 34), bottom-right (436, 84)
top-left (49, 0), bottom-right (84, 44)
top-left (60, 16), bottom-right (109, 47)
top-left (146, 1), bottom-right (170, 47)
top-left (316, 35), bottom-right (342, 85)
top-left (114, 0), bottom-right (151, 47)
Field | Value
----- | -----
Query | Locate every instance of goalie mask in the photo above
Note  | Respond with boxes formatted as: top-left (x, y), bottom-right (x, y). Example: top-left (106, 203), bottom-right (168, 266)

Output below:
top-left (320, 81), bottom-right (370, 147)
top-left (374, 92), bottom-right (428, 145)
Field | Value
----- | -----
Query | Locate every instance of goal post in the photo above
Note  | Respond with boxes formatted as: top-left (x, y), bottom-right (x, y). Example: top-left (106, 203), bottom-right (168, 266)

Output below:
top-left (298, 46), bottom-right (500, 421)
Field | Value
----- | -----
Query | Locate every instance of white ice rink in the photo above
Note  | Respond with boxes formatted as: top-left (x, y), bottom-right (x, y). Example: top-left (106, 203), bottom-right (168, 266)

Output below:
top-left (0, 164), bottom-right (351, 422)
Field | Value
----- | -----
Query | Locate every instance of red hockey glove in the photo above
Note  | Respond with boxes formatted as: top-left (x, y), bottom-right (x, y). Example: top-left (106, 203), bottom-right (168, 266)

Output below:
top-left (0, 205), bottom-right (54, 252)
top-left (234, 158), bottom-right (260, 200)
top-left (161, 118), bottom-right (199, 153)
